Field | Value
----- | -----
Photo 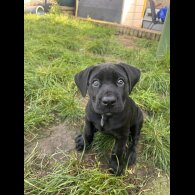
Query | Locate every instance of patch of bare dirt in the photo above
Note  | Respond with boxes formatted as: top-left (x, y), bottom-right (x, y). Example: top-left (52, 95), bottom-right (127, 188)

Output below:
top-left (116, 35), bottom-right (140, 49)
top-left (25, 123), bottom-right (81, 159)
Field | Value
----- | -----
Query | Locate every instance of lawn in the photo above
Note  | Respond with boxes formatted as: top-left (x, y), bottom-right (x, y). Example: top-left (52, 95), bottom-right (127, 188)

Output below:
top-left (24, 13), bottom-right (170, 194)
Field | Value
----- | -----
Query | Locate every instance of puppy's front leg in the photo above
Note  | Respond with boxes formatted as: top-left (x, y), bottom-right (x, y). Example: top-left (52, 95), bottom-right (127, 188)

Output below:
top-left (75, 117), bottom-right (95, 151)
top-left (109, 137), bottom-right (128, 176)
top-left (127, 117), bottom-right (143, 166)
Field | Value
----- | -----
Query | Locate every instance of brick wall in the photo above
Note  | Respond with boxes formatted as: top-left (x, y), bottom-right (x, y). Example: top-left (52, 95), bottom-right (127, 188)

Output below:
top-left (73, 16), bottom-right (161, 41)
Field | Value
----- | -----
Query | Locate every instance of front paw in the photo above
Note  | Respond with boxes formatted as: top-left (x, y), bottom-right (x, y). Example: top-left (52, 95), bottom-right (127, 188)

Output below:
top-left (108, 158), bottom-right (124, 176)
top-left (75, 134), bottom-right (84, 151)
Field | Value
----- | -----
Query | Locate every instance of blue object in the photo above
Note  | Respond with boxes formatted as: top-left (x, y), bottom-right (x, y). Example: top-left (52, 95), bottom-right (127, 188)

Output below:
top-left (157, 7), bottom-right (168, 23)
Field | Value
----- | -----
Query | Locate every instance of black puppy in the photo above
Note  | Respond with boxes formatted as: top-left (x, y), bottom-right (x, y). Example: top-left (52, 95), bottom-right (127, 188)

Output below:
top-left (74, 63), bottom-right (143, 175)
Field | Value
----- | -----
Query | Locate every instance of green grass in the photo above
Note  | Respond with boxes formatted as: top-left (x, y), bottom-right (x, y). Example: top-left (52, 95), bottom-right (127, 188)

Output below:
top-left (24, 147), bottom-right (137, 194)
top-left (24, 13), bottom-right (170, 194)
top-left (142, 115), bottom-right (170, 172)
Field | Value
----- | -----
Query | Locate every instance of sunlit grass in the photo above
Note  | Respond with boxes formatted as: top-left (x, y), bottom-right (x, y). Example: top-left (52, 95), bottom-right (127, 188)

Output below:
top-left (24, 13), bottom-right (170, 194)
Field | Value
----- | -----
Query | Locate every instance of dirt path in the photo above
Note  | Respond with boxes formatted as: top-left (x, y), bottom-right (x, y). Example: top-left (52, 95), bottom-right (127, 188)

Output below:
top-left (117, 35), bottom-right (140, 49)
top-left (24, 123), bottom-right (80, 159)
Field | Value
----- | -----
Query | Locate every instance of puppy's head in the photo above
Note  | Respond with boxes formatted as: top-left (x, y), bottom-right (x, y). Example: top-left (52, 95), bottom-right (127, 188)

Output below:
top-left (75, 63), bottom-right (140, 115)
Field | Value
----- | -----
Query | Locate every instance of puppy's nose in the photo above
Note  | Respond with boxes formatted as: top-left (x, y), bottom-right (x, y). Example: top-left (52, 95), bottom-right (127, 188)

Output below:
top-left (102, 96), bottom-right (116, 106)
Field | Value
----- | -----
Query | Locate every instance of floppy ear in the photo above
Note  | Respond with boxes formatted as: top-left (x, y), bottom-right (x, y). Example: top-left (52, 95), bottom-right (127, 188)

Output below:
top-left (117, 63), bottom-right (141, 94)
top-left (74, 66), bottom-right (95, 97)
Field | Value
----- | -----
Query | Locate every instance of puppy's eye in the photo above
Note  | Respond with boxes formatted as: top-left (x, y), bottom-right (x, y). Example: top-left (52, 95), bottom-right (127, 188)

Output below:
top-left (117, 79), bottom-right (124, 86)
top-left (92, 80), bottom-right (100, 87)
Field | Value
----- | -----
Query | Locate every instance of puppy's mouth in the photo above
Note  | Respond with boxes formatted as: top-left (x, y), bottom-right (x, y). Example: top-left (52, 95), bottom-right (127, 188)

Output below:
top-left (93, 105), bottom-right (124, 115)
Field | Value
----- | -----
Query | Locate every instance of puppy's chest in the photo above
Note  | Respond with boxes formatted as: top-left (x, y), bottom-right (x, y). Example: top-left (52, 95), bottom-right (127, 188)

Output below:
top-left (94, 118), bottom-right (111, 132)
top-left (93, 116), bottom-right (124, 136)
